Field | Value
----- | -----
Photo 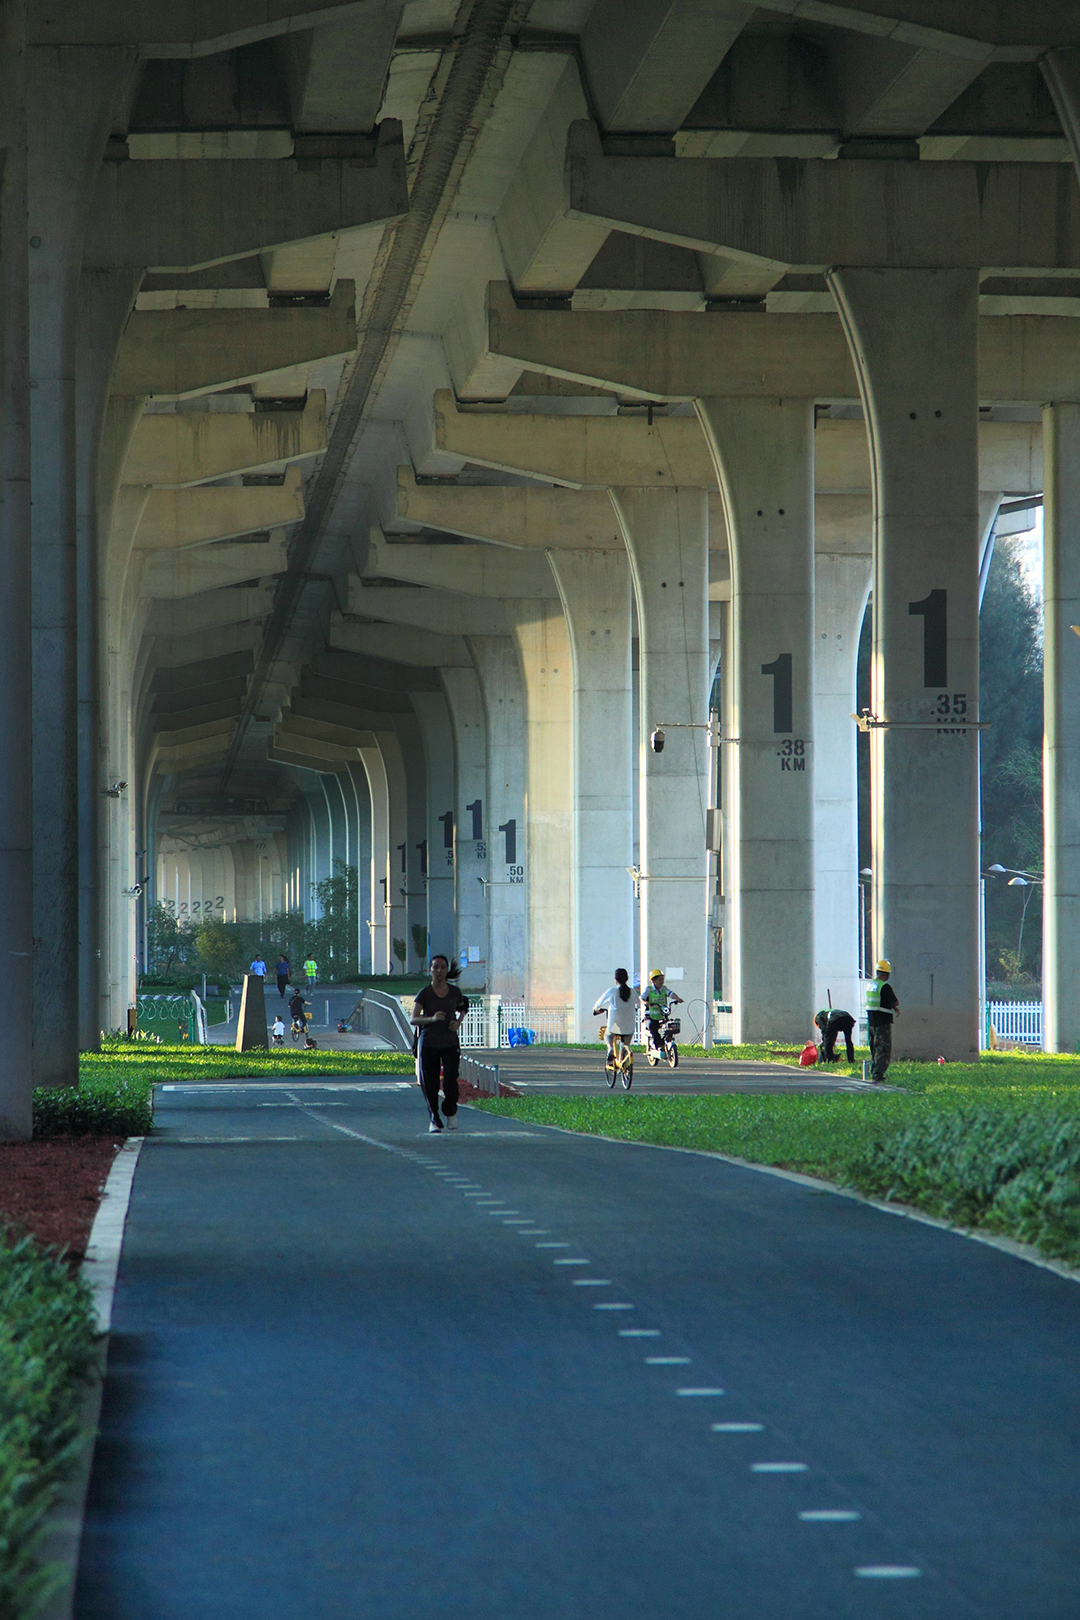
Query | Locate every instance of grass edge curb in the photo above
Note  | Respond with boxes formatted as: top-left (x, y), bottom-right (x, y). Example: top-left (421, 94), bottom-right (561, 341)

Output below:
top-left (35, 1138), bottom-right (144, 1620)
top-left (464, 1106), bottom-right (1080, 1288)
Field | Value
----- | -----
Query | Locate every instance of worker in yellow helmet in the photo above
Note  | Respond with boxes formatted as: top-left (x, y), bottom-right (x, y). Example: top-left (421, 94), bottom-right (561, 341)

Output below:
top-left (864, 960), bottom-right (899, 1082)
top-left (641, 968), bottom-right (682, 1058)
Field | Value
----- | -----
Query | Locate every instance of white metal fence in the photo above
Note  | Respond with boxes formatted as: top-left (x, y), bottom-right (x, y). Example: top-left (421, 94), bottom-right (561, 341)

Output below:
top-left (987, 1000), bottom-right (1042, 1046)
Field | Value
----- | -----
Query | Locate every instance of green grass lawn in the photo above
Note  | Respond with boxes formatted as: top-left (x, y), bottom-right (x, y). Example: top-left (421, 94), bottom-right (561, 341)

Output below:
top-left (476, 1051), bottom-right (1080, 1268)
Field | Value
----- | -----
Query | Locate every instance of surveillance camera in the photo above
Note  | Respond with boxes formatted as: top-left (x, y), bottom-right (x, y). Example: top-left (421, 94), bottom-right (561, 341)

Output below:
top-left (650, 727), bottom-right (665, 754)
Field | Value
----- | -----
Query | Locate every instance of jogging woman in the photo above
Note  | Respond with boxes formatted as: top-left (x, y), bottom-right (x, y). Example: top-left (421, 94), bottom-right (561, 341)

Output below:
top-left (411, 954), bottom-right (469, 1133)
top-left (593, 967), bottom-right (637, 1057)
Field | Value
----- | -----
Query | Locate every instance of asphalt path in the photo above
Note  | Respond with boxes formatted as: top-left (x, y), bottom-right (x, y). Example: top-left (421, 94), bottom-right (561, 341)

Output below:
top-left (75, 1083), bottom-right (1080, 1619)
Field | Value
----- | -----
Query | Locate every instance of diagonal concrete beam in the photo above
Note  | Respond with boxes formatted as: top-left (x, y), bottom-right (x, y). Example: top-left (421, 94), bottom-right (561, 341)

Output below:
top-left (269, 742), bottom-right (351, 772)
top-left (152, 715), bottom-right (238, 748)
top-left (32, 3), bottom-right (376, 54)
top-left (143, 533), bottom-right (288, 597)
top-left (149, 621), bottom-right (263, 668)
top-left (328, 614), bottom-right (472, 668)
top-left (84, 124), bottom-right (406, 270)
top-left (837, 32), bottom-right (987, 136)
top-left (366, 532), bottom-right (558, 598)
top-left (564, 122), bottom-right (1080, 272)
top-left (397, 469), bottom-right (624, 549)
top-left (133, 470), bottom-right (304, 550)
top-left (581, 0), bottom-right (754, 134)
top-left (483, 286), bottom-right (1080, 406)
top-left (145, 582), bottom-right (273, 635)
top-left (349, 580), bottom-right (510, 637)
top-left (112, 287), bottom-right (356, 398)
top-left (125, 393), bottom-right (326, 486)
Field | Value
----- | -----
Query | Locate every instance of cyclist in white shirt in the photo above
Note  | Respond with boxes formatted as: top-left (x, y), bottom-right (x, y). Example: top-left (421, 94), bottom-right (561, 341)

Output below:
top-left (593, 968), bottom-right (637, 1057)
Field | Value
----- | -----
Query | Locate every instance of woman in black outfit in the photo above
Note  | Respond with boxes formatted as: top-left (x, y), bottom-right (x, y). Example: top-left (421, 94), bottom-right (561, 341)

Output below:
top-left (275, 954), bottom-right (290, 998)
top-left (411, 954), bottom-right (468, 1132)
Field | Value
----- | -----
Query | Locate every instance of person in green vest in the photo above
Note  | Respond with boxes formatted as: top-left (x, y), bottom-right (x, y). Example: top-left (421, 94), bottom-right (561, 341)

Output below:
top-left (303, 954), bottom-right (318, 987)
top-left (865, 960), bottom-right (900, 1082)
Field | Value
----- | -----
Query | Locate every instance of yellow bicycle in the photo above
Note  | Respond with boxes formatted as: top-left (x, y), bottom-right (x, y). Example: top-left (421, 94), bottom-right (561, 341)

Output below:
top-left (604, 1032), bottom-right (634, 1090)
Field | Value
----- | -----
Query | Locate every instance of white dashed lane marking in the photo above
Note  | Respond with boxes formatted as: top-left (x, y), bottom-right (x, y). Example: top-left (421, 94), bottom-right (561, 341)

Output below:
top-left (553, 1258), bottom-right (591, 1266)
top-left (536, 1242), bottom-right (571, 1248)
top-left (594, 1302), bottom-right (635, 1311)
top-left (676, 1388), bottom-right (725, 1397)
top-left (752, 1462), bottom-right (808, 1473)
top-left (855, 1567), bottom-right (921, 1579)
top-left (712, 1423), bottom-right (763, 1433)
top-left (572, 1279), bottom-right (611, 1286)
top-left (619, 1329), bottom-right (660, 1337)
top-left (645, 1357), bottom-right (690, 1365)
top-left (800, 1511), bottom-right (860, 1522)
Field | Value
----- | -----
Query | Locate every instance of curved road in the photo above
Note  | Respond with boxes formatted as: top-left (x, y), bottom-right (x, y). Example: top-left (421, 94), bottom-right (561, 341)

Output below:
top-left (75, 1082), bottom-right (1080, 1618)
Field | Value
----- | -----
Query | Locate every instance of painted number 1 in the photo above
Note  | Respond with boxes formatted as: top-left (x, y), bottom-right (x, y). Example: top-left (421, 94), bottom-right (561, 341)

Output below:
top-left (760, 653), bottom-right (793, 734)
top-left (909, 589), bottom-right (947, 687)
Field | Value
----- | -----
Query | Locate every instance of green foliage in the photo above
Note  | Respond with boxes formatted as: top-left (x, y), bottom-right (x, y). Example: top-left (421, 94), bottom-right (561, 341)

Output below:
top-left (411, 924), bottom-right (429, 965)
top-left (145, 901), bottom-right (198, 981)
top-left (79, 1042), bottom-right (414, 1089)
top-left (194, 919), bottom-right (241, 981)
top-left (477, 1053), bottom-right (1080, 1268)
top-left (33, 1066), bottom-right (154, 1138)
top-left (392, 937), bottom-right (407, 971)
top-left (0, 1233), bottom-right (99, 1618)
top-left (306, 861), bottom-right (359, 980)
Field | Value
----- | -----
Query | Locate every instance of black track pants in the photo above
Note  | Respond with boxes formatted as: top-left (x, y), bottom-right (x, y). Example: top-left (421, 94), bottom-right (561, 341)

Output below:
top-left (418, 1038), bottom-right (460, 1121)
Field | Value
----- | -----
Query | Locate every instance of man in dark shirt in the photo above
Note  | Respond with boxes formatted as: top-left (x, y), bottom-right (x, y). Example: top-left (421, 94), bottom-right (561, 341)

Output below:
top-left (865, 961), bottom-right (899, 1082)
top-left (815, 1007), bottom-right (857, 1063)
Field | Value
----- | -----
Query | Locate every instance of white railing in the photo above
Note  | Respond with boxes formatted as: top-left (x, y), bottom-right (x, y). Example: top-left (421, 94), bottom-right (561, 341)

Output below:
top-left (987, 1000), bottom-right (1042, 1047)
top-left (498, 1002), bottom-right (567, 1046)
top-left (460, 1003), bottom-right (488, 1048)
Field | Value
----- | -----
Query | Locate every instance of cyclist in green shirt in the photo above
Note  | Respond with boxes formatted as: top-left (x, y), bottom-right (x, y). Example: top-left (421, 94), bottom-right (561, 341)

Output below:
top-left (641, 969), bottom-right (682, 1056)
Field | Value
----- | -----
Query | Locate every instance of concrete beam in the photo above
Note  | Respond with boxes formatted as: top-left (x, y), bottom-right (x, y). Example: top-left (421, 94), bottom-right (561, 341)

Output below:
top-left (145, 582), bottom-right (273, 634)
top-left (153, 733), bottom-right (234, 771)
top-left (152, 699), bottom-right (243, 732)
top-left (580, 0), bottom-right (753, 134)
top-left (348, 580), bottom-right (510, 637)
top-left (268, 742), bottom-right (349, 773)
top-left (280, 712), bottom-right (378, 750)
top-left (837, 32), bottom-right (987, 136)
top-left (760, 3), bottom-right (1072, 55)
top-left (148, 620), bottom-right (262, 667)
top-left (366, 533), bottom-right (558, 599)
top-left (278, 3), bottom-right (401, 131)
top-left (270, 726), bottom-right (363, 764)
top-left (564, 122), bottom-right (1080, 272)
top-left (112, 286), bottom-right (356, 398)
top-left (484, 285), bottom-right (1080, 405)
top-left (133, 471), bottom-right (304, 550)
top-left (31, 3), bottom-right (375, 54)
top-left (397, 469), bottom-right (625, 549)
top-left (152, 715), bottom-right (237, 748)
top-left (125, 393), bottom-right (326, 485)
top-left (327, 614), bottom-right (472, 668)
top-left (143, 533), bottom-right (288, 597)
top-left (84, 124), bottom-right (406, 270)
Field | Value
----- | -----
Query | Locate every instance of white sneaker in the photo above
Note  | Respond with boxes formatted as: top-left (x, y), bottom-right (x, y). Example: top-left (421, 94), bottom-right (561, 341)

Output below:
top-left (446, 1116), bottom-right (459, 1130)
top-left (428, 1121), bottom-right (443, 1134)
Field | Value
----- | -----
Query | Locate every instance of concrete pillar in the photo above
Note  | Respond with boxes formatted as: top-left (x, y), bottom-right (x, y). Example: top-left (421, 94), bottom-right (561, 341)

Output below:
top-left (28, 45), bottom-right (136, 1084)
top-left (610, 487), bottom-right (709, 1036)
top-left (345, 763), bottom-right (372, 972)
top-left (0, 1), bottom-right (33, 1134)
top-left (698, 400), bottom-right (815, 1044)
top-left (1042, 403), bottom-right (1080, 1053)
top-left (829, 268), bottom-right (981, 1060)
top-left (440, 665), bottom-right (490, 992)
top-left (717, 598), bottom-right (733, 1007)
top-left (467, 638), bottom-right (526, 999)
top-left (358, 744), bottom-right (391, 973)
top-left (394, 712), bottom-right (430, 978)
top-left (411, 691), bottom-right (457, 968)
top-left (505, 602), bottom-right (574, 1009)
top-left (548, 548), bottom-right (635, 1041)
top-left (76, 269), bottom-right (141, 1050)
top-left (813, 549), bottom-right (871, 1020)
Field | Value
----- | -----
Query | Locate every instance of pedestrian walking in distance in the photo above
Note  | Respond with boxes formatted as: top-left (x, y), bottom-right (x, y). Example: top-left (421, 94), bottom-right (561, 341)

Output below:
top-left (275, 954), bottom-right (290, 998)
top-left (303, 953), bottom-right (318, 987)
top-left (411, 954), bottom-right (468, 1133)
top-left (865, 960), bottom-right (900, 1082)
top-left (249, 954), bottom-right (267, 981)
top-left (815, 1006), bottom-right (857, 1064)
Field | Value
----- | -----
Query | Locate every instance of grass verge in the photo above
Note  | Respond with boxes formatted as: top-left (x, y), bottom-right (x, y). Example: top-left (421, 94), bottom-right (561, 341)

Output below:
top-left (0, 1232), bottom-right (98, 1619)
top-left (475, 1052), bottom-right (1080, 1268)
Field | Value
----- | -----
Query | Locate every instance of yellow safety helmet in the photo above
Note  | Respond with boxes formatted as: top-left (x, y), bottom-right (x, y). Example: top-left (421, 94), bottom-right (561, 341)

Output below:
top-left (876, 959), bottom-right (892, 974)
top-left (649, 968), bottom-right (665, 980)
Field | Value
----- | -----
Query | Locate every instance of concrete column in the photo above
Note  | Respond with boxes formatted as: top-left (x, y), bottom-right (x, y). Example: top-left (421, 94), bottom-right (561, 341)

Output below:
top-left (548, 548), bottom-right (634, 1041)
top-left (505, 602), bottom-right (574, 1009)
top-left (610, 487), bottom-right (709, 1035)
top-left (0, 1), bottom-right (33, 1134)
top-left (440, 665), bottom-right (490, 992)
top-left (358, 744), bottom-right (391, 973)
top-left (1042, 403), bottom-right (1080, 1053)
top-left (698, 400), bottom-right (815, 1043)
top-left (394, 712), bottom-right (429, 978)
top-left (346, 763), bottom-right (372, 972)
top-left (76, 269), bottom-right (141, 1050)
top-left (813, 549), bottom-right (871, 1020)
top-left (411, 690), bottom-right (457, 967)
top-left (829, 268), bottom-right (981, 1060)
top-left (28, 46), bottom-right (136, 1084)
top-left (718, 598), bottom-right (733, 1007)
top-left (467, 638), bottom-right (526, 999)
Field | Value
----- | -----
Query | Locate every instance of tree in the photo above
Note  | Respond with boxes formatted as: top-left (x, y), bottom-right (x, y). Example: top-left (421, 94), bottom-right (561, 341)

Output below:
top-left (146, 902), bottom-right (196, 981)
top-left (196, 919), bottom-right (242, 982)
top-left (411, 923), bottom-right (429, 965)
top-left (307, 859), bottom-right (359, 980)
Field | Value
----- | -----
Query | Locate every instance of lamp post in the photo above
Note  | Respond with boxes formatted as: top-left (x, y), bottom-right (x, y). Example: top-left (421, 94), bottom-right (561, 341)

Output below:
top-left (983, 863), bottom-right (1043, 995)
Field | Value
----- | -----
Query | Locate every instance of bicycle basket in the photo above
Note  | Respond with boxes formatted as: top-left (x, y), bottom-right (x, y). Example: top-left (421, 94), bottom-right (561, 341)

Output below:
top-left (664, 1018), bottom-right (681, 1035)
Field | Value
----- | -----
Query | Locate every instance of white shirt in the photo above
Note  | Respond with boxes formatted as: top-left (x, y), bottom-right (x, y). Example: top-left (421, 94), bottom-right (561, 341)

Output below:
top-left (593, 983), bottom-right (637, 1036)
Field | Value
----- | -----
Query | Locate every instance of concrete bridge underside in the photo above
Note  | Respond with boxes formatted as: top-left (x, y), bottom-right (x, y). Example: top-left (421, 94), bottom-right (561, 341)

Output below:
top-left (2, 0), bottom-right (1080, 1130)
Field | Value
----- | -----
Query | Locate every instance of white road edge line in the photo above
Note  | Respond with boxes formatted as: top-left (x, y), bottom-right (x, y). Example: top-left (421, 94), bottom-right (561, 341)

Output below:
top-left (38, 1136), bottom-right (144, 1620)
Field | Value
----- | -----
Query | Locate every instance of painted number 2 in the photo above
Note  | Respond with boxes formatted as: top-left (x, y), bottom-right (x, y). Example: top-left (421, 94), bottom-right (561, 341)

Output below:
top-left (909, 588), bottom-right (947, 687)
top-left (760, 653), bottom-right (793, 734)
